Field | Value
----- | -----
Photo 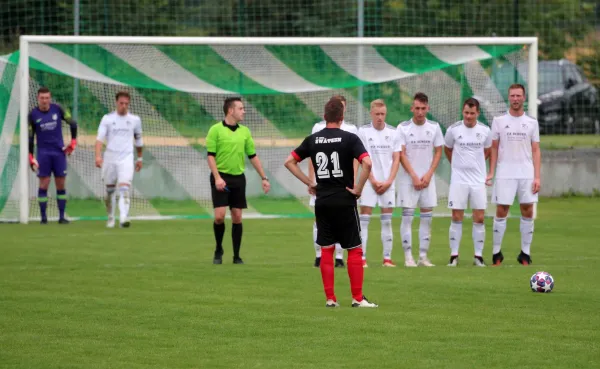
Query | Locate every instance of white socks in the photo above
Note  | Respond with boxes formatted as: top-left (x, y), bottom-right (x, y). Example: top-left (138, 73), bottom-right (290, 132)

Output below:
top-left (401, 209), bottom-right (414, 259)
top-left (105, 186), bottom-right (116, 218)
top-left (419, 211), bottom-right (433, 258)
top-left (493, 216), bottom-right (534, 256)
top-left (335, 243), bottom-right (343, 260)
top-left (313, 222), bottom-right (321, 258)
top-left (381, 213), bottom-right (393, 260)
top-left (449, 220), bottom-right (486, 257)
top-left (118, 185), bottom-right (130, 222)
top-left (449, 220), bottom-right (462, 256)
top-left (520, 217), bottom-right (534, 255)
top-left (472, 222), bottom-right (485, 257)
top-left (492, 217), bottom-right (507, 254)
top-left (360, 214), bottom-right (370, 260)
top-left (359, 213), bottom-right (393, 260)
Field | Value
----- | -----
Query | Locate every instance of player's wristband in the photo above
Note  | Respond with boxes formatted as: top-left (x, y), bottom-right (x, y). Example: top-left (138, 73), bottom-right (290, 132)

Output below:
top-left (136, 157), bottom-right (143, 162)
top-left (28, 153), bottom-right (35, 163)
top-left (262, 177), bottom-right (268, 181)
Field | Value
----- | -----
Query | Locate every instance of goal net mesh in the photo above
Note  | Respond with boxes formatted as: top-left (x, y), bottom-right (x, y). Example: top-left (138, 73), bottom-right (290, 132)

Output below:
top-left (0, 42), bottom-right (530, 221)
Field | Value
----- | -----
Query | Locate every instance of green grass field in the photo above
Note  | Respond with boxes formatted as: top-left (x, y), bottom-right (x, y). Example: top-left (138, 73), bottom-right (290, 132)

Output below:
top-left (540, 134), bottom-right (600, 150)
top-left (1, 197), bottom-right (599, 369)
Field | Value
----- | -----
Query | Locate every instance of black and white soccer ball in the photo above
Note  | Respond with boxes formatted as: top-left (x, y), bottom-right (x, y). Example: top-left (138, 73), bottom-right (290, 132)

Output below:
top-left (530, 271), bottom-right (554, 293)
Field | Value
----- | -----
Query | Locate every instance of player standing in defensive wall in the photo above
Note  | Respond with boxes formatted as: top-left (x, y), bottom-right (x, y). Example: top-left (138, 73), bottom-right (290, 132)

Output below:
top-left (285, 97), bottom-right (378, 308)
top-left (394, 92), bottom-right (444, 267)
top-left (28, 87), bottom-right (78, 224)
top-left (95, 91), bottom-right (143, 229)
top-left (206, 97), bottom-right (270, 265)
top-left (444, 98), bottom-right (492, 267)
top-left (357, 99), bottom-right (401, 268)
top-left (307, 95), bottom-right (358, 268)
top-left (486, 84), bottom-right (541, 266)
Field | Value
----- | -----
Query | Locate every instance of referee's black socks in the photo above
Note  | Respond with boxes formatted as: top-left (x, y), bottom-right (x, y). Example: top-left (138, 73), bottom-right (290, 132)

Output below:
top-left (214, 222), bottom-right (225, 256)
top-left (232, 223), bottom-right (243, 259)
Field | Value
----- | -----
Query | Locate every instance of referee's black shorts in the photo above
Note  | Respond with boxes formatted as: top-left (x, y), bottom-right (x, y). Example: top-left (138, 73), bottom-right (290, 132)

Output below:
top-left (210, 172), bottom-right (247, 209)
top-left (315, 204), bottom-right (362, 249)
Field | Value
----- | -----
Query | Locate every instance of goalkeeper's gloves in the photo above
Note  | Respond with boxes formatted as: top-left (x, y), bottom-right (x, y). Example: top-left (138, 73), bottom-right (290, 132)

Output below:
top-left (63, 139), bottom-right (77, 156)
top-left (29, 153), bottom-right (39, 172)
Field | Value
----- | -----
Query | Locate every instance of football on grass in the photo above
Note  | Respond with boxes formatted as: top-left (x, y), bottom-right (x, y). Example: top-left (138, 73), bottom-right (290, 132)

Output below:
top-left (530, 271), bottom-right (554, 293)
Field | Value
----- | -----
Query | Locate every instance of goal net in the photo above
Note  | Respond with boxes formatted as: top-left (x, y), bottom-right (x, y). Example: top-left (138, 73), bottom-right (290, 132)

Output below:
top-left (0, 37), bottom-right (537, 223)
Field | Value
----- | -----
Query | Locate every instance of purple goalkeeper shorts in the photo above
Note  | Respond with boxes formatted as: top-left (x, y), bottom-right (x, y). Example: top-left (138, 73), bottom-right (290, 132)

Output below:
top-left (37, 150), bottom-right (67, 178)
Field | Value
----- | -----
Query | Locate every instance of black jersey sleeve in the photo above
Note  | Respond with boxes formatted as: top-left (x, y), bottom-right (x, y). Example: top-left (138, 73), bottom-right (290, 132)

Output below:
top-left (28, 112), bottom-right (35, 155)
top-left (351, 134), bottom-right (369, 162)
top-left (291, 136), bottom-right (311, 162)
top-left (58, 104), bottom-right (78, 139)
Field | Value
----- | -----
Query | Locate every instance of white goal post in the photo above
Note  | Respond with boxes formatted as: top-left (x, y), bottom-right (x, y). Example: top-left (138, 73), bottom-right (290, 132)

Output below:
top-left (17, 36), bottom-right (538, 224)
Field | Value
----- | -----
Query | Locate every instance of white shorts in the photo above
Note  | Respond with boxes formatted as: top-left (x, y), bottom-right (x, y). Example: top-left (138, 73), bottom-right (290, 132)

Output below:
top-left (102, 159), bottom-right (134, 186)
top-left (492, 178), bottom-right (538, 205)
top-left (397, 181), bottom-right (437, 209)
top-left (359, 183), bottom-right (395, 208)
top-left (448, 182), bottom-right (487, 210)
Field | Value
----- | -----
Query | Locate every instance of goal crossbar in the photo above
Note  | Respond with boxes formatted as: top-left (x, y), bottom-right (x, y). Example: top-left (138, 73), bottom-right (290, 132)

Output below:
top-left (17, 36), bottom-right (539, 223)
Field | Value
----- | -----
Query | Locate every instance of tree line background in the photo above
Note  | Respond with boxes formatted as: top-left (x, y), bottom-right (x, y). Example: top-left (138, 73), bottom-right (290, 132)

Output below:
top-left (1, 0), bottom-right (599, 85)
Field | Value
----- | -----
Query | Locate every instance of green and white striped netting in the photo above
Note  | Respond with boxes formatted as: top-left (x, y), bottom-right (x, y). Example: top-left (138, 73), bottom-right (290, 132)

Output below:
top-left (0, 42), bottom-right (529, 221)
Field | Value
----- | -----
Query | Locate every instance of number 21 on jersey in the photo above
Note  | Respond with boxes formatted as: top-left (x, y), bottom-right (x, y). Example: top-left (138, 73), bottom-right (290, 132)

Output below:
top-left (315, 151), bottom-right (343, 179)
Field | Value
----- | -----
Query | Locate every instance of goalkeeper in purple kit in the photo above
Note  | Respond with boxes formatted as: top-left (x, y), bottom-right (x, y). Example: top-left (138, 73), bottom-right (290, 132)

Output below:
top-left (28, 87), bottom-right (78, 224)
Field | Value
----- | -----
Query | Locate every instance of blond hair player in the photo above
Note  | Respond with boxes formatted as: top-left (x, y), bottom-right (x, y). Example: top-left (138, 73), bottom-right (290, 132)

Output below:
top-left (357, 99), bottom-right (401, 267)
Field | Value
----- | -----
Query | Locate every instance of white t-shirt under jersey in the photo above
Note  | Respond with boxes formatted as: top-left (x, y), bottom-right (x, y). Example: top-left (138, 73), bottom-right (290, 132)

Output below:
top-left (311, 120), bottom-right (358, 135)
top-left (96, 111), bottom-right (143, 162)
top-left (358, 122), bottom-right (397, 182)
top-left (491, 112), bottom-right (540, 179)
top-left (394, 119), bottom-right (444, 184)
top-left (445, 121), bottom-right (492, 185)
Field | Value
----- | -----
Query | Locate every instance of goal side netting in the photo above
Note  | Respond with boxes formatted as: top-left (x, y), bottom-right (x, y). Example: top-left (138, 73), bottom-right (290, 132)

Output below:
top-left (0, 37), bottom-right (536, 223)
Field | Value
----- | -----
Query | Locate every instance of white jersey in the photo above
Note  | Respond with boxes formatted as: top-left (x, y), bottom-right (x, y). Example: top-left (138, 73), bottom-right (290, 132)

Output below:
top-left (394, 119), bottom-right (444, 184)
top-left (311, 120), bottom-right (358, 135)
top-left (96, 111), bottom-right (143, 162)
top-left (444, 121), bottom-right (492, 185)
top-left (491, 113), bottom-right (540, 179)
top-left (358, 122), bottom-right (396, 182)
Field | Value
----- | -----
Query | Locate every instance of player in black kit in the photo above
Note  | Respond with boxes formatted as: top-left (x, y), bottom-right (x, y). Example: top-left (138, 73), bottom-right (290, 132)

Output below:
top-left (284, 97), bottom-right (378, 308)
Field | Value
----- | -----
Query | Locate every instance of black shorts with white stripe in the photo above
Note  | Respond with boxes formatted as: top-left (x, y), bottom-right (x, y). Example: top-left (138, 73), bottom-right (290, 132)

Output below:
top-left (315, 204), bottom-right (362, 249)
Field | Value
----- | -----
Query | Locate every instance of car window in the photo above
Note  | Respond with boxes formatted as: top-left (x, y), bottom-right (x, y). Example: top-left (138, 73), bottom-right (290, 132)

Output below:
top-left (565, 65), bottom-right (582, 86)
top-left (538, 64), bottom-right (563, 94)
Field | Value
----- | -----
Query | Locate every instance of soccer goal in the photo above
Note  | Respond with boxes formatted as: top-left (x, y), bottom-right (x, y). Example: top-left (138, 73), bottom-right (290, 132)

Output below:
top-left (0, 36), bottom-right (538, 223)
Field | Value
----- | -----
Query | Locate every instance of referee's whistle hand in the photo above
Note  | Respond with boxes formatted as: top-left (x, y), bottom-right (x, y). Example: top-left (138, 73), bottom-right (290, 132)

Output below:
top-left (215, 177), bottom-right (227, 191)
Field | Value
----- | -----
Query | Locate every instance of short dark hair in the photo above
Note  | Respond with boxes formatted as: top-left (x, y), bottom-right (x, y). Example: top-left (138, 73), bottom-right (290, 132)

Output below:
top-left (508, 83), bottom-right (526, 95)
top-left (324, 97), bottom-right (344, 123)
top-left (115, 91), bottom-right (131, 101)
top-left (223, 97), bottom-right (243, 115)
top-left (330, 95), bottom-right (347, 104)
top-left (413, 92), bottom-right (428, 104)
top-left (463, 97), bottom-right (480, 111)
top-left (37, 87), bottom-right (50, 95)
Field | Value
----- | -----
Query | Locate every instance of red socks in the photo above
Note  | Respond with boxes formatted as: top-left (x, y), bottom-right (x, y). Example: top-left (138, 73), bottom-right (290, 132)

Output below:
top-left (347, 247), bottom-right (364, 301)
top-left (320, 246), bottom-right (336, 301)
top-left (320, 246), bottom-right (364, 302)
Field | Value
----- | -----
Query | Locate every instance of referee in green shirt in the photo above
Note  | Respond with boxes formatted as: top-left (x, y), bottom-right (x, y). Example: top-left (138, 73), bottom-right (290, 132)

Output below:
top-left (206, 97), bottom-right (270, 265)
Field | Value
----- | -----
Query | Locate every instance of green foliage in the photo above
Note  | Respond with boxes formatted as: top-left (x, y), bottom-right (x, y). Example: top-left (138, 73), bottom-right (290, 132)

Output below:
top-left (0, 0), bottom-right (599, 89)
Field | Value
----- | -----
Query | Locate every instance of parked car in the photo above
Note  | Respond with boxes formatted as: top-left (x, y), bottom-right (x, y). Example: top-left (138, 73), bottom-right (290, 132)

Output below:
top-left (475, 59), bottom-right (600, 134)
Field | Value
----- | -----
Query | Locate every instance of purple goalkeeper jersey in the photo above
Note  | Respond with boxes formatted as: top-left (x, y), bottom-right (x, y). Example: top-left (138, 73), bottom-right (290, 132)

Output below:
top-left (28, 104), bottom-right (71, 153)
